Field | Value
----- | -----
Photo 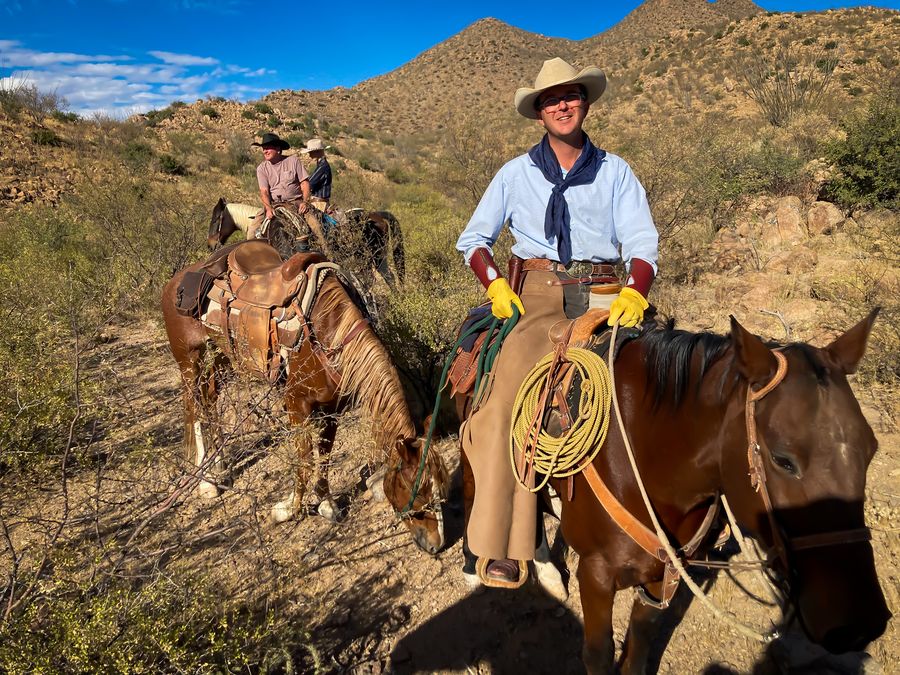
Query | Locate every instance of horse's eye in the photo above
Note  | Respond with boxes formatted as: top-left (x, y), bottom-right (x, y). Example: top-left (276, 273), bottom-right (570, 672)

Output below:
top-left (771, 453), bottom-right (799, 476)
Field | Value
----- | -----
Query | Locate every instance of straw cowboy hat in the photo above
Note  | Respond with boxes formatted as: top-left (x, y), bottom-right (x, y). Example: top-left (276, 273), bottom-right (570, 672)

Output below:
top-left (514, 57), bottom-right (607, 120)
top-left (300, 138), bottom-right (330, 153)
top-left (251, 132), bottom-right (290, 150)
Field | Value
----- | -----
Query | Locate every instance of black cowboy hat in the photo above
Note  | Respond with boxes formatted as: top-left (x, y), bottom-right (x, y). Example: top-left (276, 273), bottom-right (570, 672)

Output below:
top-left (251, 132), bottom-right (290, 150)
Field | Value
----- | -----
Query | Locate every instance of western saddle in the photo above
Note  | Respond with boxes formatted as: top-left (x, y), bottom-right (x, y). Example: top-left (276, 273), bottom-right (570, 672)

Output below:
top-left (178, 240), bottom-right (346, 382)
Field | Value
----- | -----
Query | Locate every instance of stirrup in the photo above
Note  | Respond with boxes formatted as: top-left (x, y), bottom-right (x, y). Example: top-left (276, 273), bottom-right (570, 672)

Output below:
top-left (476, 557), bottom-right (529, 589)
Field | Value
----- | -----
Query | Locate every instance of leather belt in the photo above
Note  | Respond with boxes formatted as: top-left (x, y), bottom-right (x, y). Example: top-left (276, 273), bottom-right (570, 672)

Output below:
top-left (518, 257), bottom-right (616, 277)
top-left (522, 258), bottom-right (618, 281)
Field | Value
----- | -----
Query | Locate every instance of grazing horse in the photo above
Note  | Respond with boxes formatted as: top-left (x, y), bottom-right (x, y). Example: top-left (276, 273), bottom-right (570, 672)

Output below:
top-left (160, 253), bottom-right (449, 554)
top-left (459, 311), bottom-right (890, 672)
top-left (207, 198), bottom-right (405, 287)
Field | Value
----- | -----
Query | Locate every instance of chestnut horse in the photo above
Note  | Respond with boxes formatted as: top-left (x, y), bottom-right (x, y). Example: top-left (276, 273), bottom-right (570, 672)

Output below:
top-left (207, 198), bottom-right (405, 287)
top-left (457, 311), bottom-right (889, 673)
top-left (161, 256), bottom-right (448, 554)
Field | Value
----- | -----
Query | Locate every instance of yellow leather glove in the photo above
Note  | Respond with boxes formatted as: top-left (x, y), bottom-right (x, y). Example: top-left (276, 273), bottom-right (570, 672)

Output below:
top-left (608, 286), bottom-right (649, 327)
top-left (486, 278), bottom-right (525, 320)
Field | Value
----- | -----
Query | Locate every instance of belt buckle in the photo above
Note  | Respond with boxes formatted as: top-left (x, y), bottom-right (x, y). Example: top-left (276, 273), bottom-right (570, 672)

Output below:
top-left (565, 261), bottom-right (593, 279)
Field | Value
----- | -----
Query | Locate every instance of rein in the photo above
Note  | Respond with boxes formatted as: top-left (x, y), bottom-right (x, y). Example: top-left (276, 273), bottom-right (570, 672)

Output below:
top-left (401, 306), bottom-right (520, 514)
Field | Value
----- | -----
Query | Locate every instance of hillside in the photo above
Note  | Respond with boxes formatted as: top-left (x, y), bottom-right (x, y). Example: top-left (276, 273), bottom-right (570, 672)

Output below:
top-left (1, 1), bottom-right (898, 672)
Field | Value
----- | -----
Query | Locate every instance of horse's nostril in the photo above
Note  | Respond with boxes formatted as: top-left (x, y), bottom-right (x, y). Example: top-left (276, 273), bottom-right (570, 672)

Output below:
top-left (822, 625), bottom-right (870, 654)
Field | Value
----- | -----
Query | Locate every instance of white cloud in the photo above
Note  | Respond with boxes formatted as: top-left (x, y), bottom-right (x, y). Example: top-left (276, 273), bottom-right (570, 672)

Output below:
top-left (0, 39), bottom-right (275, 116)
top-left (149, 50), bottom-right (219, 66)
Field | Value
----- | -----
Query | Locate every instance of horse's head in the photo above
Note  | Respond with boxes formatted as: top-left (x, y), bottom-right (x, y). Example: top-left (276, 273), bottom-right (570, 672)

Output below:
top-left (383, 434), bottom-right (449, 555)
top-left (725, 310), bottom-right (890, 653)
top-left (208, 197), bottom-right (229, 250)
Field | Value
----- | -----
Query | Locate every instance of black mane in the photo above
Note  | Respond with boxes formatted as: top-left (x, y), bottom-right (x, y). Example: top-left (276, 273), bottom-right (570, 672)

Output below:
top-left (638, 319), bottom-right (732, 410)
top-left (637, 320), bottom-right (831, 409)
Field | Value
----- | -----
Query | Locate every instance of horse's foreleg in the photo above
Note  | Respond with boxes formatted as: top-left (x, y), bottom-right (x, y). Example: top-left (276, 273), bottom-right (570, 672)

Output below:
top-left (619, 582), bottom-right (668, 675)
top-left (272, 397), bottom-right (314, 522)
top-left (460, 447), bottom-right (480, 588)
top-left (311, 412), bottom-right (339, 522)
top-left (533, 510), bottom-right (568, 602)
top-left (194, 362), bottom-right (226, 498)
top-left (578, 557), bottom-right (617, 674)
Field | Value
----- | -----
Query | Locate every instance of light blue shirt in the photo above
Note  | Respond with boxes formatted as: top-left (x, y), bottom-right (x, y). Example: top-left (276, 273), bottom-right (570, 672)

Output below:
top-left (456, 151), bottom-right (659, 274)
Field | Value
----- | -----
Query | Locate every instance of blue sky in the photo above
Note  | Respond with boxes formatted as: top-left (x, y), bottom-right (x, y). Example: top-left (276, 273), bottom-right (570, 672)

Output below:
top-left (1, 0), bottom-right (897, 116)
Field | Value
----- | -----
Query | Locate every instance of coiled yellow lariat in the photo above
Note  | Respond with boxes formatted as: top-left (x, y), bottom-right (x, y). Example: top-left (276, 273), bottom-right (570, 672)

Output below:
top-left (510, 347), bottom-right (613, 492)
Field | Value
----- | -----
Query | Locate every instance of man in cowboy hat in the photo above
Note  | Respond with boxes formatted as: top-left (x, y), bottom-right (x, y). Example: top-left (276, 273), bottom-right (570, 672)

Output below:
top-left (248, 132), bottom-right (311, 240)
top-left (455, 57), bottom-right (659, 584)
top-left (301, 138), bottom-right (332, 211)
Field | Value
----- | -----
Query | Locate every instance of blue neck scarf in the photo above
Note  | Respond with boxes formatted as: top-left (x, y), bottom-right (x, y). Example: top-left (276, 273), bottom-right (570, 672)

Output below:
top-left (527, 132), bottom-right (605, 264)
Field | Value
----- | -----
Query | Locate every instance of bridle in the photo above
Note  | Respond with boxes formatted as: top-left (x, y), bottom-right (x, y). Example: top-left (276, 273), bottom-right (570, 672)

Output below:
top-left (744, 349), bottom-right (872, 573)
top-left (390, 456), bottom-right (442, 521)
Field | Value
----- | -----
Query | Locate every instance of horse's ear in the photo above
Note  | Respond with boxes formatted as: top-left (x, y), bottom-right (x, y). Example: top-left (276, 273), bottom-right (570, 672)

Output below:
top-left (394, 437), bottom-right (418, 464)
top-left (419, 414), bottom-right (434, 438)
top-left (824, 308), bottom-right (879, 375)
top-left (730, 315), bottom-right (778, 385)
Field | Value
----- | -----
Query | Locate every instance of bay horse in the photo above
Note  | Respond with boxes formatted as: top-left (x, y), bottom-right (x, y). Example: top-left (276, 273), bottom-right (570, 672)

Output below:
top-left (458, 311), bottom-right (890, 672)
top-left (207, 198), bottom-right (405, 287)
top-left (160, 253), bottom-right (449, 554)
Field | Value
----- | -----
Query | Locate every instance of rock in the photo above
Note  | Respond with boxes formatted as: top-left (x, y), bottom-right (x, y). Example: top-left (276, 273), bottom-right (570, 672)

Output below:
top-left (724, 76), bottom-right (736, 92)
top-left (774, 196), bottom-right (806, 244)
top-left (807, 201), bottom-right (844, 236)
top-left (765, 246), bottom-right (818, 274)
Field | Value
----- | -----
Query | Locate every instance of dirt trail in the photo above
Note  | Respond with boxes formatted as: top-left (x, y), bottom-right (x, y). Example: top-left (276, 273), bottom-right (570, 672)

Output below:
top-left (35, 320), bottom-right (900, 673)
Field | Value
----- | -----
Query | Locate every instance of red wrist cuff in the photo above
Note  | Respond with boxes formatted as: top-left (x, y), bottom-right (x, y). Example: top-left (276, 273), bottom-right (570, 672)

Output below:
top-left (469, 248), bottom-right (503, 290)
top-left (625, 258), bottom-right (655, 298)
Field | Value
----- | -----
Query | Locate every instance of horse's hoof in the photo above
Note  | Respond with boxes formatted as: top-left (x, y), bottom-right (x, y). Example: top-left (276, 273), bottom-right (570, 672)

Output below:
top-left (197, 480), bottom-right (220, 500)
top-left (317, 498), bottom-right (340, 523)
top-left (534, 559), bottom-right (568, 602)
top-left (271, 499), bottom-right (295, 523)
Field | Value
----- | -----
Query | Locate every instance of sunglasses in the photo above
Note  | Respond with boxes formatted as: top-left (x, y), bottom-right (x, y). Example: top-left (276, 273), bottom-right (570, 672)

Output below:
top-left (537, 91), bottom-right (587, 112)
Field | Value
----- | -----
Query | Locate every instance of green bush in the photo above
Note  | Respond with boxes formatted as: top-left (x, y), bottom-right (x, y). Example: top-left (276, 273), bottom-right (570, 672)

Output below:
top-left (253, 102), bottom-right (274, 115)
top-left (822, 94), bottom-right (900, 208)
top-left (266, 115), bottom-right (282, 128)
top-left (158, 153), bottom-right (188, 176)
top-left (0, 571), bottom-right (296, 674)
top-left (120, 140), bottom-right (154, 166)
top-left (144, 107), bottom-right (174, 127)
top-left (199, 105), bottom-right (220, 119)
top-left (30, 128), bottom-right (63, 146)
top-left (241, 109), bottom-right (257, 120)
top-left (51, 110), bottom-right (79, 123)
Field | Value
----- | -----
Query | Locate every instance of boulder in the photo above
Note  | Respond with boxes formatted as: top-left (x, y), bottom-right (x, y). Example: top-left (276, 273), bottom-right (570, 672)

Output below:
top-left (807, 201), bottom-right (844, 236)
top-left (774, 196), bottom-right (806, 244)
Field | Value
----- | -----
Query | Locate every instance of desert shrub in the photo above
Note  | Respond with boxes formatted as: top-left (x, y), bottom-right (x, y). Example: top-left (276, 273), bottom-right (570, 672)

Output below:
top-left (375, 186), bottom-right (482, 405)
top-left (253, 102), bottom-right (274, 115)
top-left (0, 81), bottom-right (67, 123)
top-left (199, 105), bottom-right (219, 119)
top-left (30, 128), bottom-right (63, 146)
top-left (170, 100), bottom-right (187, 108)
top-left (0, 568), bottom-right (294, 674)
top-left (739, 45), bottom-right (837, 126)
top-left (267, 115), bottom-right (281, 128)
top-left (241, 109), bottom-right (257, 120)
top-left (120, 140), bottom-right (154, 166)
top-left (822, 93), bottom-right (900, 209)
top-left (284, 132), bottom-right (306, 149)
top-left (144, 107), bottom-right (174, 127)
top-left (213, 132), bottom-right (254, 176)
top-left (158, 153), bottom-right (188, 175)
top-left (385, 164), bottom-right (410, 184)
top-left (356, 151), bottom-right (381, 172)
top-left (51, 110), bottom-right (79, 123)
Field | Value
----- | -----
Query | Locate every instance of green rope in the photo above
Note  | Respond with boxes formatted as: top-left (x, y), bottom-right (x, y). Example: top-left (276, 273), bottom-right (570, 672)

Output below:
top-left (402, 305), bottom-right (520, 513)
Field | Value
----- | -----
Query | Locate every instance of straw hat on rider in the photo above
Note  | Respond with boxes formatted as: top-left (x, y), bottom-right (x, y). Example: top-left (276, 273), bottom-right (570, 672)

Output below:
top-left (514, 57), bottom-right (607, 120)
top-left (251, 132), bottom-right (290, 150)
top-left (300, 138), bottom-right (329, 154)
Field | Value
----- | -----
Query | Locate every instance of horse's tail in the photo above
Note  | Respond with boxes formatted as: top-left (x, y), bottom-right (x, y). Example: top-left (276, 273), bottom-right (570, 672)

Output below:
top-left (379, 211), bottom-right (405, 282)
